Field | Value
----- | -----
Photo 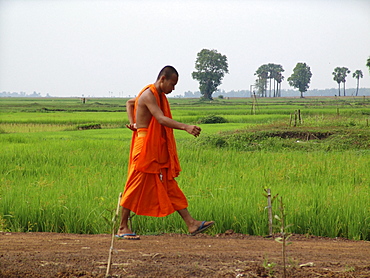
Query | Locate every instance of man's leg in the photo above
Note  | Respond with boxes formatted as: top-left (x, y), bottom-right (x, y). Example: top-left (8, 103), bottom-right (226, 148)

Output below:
top-left (117, 207), bottom-right (140, 239)
top-left (177, 208), bottom-right (214, 235)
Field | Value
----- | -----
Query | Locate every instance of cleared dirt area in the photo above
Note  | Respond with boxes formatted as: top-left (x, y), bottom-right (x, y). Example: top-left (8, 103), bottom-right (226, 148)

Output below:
top-left (0, 232), bottom-right (369, 277)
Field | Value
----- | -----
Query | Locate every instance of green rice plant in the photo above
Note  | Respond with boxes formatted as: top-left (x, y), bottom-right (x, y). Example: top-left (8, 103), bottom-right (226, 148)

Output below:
top-left (177, 143), bottom-right (370, 239)
top-left (2, 131), bottom-right (368, 239)
top-left (0, 129), bottom-right (132, 233)
top-left (0, 111), bottom-right (126, 125)
top-left (1, 97), bottom-right (370, 239)
top-left (0, 215), bottom-right (9, 232)
top-left (0, 123), bottom-right (76, 133)
top-left (0, 97), bottom-right (127, 113)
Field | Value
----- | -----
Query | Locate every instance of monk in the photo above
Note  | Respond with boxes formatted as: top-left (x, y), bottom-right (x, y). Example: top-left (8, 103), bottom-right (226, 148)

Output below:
top-left (116, 66), bottom-right (214, 240)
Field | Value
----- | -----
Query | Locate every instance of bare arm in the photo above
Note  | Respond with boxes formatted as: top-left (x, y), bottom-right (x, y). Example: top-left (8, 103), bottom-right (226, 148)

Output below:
top-left (125, 98), bottom-right (136, 131)
top-left (139, 90), bottom-right (201, 137)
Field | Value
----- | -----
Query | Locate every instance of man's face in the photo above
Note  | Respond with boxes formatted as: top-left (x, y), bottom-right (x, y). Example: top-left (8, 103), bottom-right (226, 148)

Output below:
top-left (161, 74), bottom-right (178, 94)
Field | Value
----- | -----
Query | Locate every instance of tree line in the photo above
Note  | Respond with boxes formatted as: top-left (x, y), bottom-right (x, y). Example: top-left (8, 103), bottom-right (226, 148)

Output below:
top-left (182, 88), bottom-right (370, 98)
top-left (192, 49), bottom-right (370, 99)
top-left (0, 91), bottom-right (44, 98)
top-left (332, 67), bottom-right (365, 97)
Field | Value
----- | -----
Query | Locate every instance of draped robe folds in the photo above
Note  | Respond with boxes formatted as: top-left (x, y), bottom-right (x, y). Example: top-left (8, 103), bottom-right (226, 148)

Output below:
top-left (120, 84), bottom-right (188, 217)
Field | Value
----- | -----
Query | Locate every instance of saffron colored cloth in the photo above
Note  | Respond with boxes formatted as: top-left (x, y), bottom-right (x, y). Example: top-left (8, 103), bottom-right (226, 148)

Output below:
top-left (120, 84), bottom-right (188, 217)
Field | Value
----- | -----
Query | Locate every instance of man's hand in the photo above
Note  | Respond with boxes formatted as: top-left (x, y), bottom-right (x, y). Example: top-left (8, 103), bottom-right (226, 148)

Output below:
top-left (185, 125), bottom-right (201, 137)
top-left (126, 123), bottom-right (137, 131)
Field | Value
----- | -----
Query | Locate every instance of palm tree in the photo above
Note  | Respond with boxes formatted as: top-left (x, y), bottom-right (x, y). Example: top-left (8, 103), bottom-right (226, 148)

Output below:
top-left (341, 67), bottom-right (350, 96)
top-left (274, 64), bottom-right (284, 97)
top-left (275, 72), bottom-right (284, 97)
top-left (332, 67), bottom-right (350, 96)
top-left (255, 63), bottom-right (285, 97)
top-left (269, 65), bottom-right (277, 97)
top-left (254, 64), bottom-right (269, 97)
top-left (352, 70), bottom-right (363, 96)
top-left (332, 67), bottom-right (342, 96)
top-left (267, 63), bottom-right (276, 97)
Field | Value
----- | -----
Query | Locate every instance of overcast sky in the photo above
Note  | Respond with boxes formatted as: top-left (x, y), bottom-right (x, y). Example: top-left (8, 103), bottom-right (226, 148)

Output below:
top-left (0, 0), bottom-right (369, 97)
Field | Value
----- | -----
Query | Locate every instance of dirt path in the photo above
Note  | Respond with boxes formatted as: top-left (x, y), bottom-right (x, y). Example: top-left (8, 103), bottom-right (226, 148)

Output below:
top-left (0, 232), bottom-right (369, 277)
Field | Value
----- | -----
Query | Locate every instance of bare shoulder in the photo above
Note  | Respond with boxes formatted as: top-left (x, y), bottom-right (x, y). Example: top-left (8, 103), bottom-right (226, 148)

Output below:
top-left (138, 88), bottom-right (156, 104)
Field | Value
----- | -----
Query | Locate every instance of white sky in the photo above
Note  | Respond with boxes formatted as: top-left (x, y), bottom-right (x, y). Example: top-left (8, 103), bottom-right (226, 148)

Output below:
top-left (0, 0), bottom-right (369, 97)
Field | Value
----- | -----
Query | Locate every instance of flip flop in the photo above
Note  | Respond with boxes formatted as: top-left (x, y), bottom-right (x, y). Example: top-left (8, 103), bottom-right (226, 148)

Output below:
top-left (115, 233), bottom-right (140, 240)
top-left (191, 221), bottom-right (215, 236)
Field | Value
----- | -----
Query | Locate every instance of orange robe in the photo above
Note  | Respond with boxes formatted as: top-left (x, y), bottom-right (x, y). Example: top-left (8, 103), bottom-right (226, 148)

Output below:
top-left (120, 84), bottom-right (188, 217)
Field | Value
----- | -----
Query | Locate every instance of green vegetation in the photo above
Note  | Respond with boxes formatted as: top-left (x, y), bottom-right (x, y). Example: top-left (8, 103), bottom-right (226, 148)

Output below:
top-left (192, 48), bottom-right (229, 100)
top-left (288, 63), bottom-right (312, 98)
top-left (254, 63), bottom-right (284, 97)
top-left (197, 115), bottom-right (228, 124)
top-left (352, 70), bottom-right (364, 96)
top-left (0, 96), bottom-right (369, 240)
top-left (332, 67), bottom-right (351, 96)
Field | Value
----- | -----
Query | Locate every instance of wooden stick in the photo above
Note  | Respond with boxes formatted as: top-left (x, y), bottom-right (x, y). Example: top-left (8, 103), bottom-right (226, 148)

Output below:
top-left (267, 189), bottom-right (273, 236)
top-left (294, 110), bottom-right (297, 127)
top-left (105, 192), bottom-right (122, 278)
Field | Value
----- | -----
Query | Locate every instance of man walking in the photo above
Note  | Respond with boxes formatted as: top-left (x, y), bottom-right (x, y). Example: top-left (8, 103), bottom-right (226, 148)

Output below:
top-left (117, 66), bottom-right (214, 240)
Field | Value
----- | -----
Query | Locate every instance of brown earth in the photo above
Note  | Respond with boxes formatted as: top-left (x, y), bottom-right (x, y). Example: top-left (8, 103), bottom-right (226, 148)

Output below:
top-left (0, 232), bottom-right (369, 278)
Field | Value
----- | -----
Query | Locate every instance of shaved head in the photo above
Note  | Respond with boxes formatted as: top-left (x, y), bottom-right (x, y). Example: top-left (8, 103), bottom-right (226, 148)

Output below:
top-left (157, 65), bottom-right (179, 81)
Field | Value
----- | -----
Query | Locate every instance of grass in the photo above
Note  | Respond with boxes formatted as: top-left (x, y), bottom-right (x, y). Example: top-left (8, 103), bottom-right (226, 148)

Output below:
top-left (1, 129), bottom-right (128, 233)
top-left (0, 96), bottom-right (369, 240)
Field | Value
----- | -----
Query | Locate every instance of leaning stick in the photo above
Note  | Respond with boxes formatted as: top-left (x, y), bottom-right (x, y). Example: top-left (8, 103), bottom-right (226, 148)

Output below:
top-left (105, 192), bottom-right (122, 278)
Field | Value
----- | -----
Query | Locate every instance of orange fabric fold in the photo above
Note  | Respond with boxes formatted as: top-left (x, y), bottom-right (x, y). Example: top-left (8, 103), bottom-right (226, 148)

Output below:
top-left (120, 84), bottom-right (188, 217)
top-left (127, 84), bottom-right (181, 178)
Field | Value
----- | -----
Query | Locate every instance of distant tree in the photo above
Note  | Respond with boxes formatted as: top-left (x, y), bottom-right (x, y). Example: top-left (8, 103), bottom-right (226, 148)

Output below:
top-left (275, 72), bottom-right (284, 97)
top-left (271, 64), bottom-right (284, 97)
top-left (332, 67), bottom-right (343, 96)
top-left (352, 70), bottom-right (363, 96)
top-left (341, 67), bottom-right (350, 96)
top-left (333, 68), bottom-right (342, 95)
top-left (287, 63), bottom-right (312, 98)
top-left (192, 49), bottom-right (229, 100)
top-left (254, 76), bottom-right (267, 97)
top-left (254, 64), bottom-right (269, 97)
top-left (266, 63), bottom-right (274, 97)
top-left (367, 57), bottom-right (370, 74)
top-left (332, 67), bottom-right (350, 96)
top-left (254, 63), bottom-right (284, 97)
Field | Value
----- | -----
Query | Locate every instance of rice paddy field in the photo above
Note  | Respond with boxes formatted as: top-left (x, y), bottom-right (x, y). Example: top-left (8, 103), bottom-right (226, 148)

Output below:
top-left (1, 96), bottom-right (369, 240)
